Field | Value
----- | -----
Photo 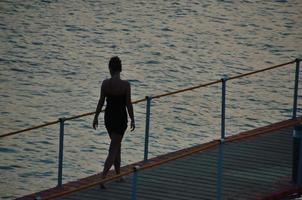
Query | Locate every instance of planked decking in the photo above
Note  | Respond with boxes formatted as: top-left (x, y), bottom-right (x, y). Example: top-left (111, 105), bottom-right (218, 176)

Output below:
top-left (17, 118), bottom-right (302, 200)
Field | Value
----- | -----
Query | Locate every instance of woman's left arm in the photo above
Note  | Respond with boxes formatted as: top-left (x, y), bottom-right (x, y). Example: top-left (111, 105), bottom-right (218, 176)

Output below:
top-left (126, 81), bottom-right (135, 131)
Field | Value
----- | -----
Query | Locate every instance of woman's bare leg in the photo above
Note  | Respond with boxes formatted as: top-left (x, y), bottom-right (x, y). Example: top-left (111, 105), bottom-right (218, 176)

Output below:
top-left (114, 144), bottom-right (121, 175)
top-left (102, 133), bottom-right (123, 179)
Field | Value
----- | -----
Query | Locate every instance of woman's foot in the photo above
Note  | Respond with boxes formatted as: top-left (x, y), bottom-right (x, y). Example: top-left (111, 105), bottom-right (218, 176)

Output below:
top-left (116, 176), bottom-right (126, 182)
top-left (100, 183), bottom-right (106, 189)
top-left (100, 175), bottom-right (107, 189)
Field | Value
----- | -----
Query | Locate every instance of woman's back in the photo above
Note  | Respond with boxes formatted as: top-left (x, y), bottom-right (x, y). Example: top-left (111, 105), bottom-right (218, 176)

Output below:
top-left (103, 78), bottom-right (128, 96)
top-left (103, 78), bottom-right (128, 134)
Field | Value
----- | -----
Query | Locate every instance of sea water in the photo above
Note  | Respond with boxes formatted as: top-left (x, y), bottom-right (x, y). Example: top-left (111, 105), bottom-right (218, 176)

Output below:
top-left (0, 0), bottom-right (302, 198)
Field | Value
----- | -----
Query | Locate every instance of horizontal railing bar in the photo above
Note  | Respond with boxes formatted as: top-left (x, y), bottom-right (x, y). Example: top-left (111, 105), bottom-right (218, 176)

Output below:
top-left (0, 120), bottom-right (59, 138)
top-left (152, 80), bottom-right (222, 99)
top-left (64, 98), bottom-right (147, 121)
top-left (64, 112), bottom-right (96, 121)
top-left (0, 60), bottom-right (296, 139)
top-left (228, 60), bottom-right (296, 81)
top-left (0, 98), bottom-right (147, 138)
top-left (152, 60), bottom-right (295, 99)
top-left (132, 98), bottom-right (147, 104)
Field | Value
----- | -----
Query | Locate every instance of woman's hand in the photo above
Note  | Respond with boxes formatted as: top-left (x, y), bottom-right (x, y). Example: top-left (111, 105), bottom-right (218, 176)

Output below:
top-left (93, 117), bottom-right (98, 130)
top-left (130, 120), bottom-right (135, 131)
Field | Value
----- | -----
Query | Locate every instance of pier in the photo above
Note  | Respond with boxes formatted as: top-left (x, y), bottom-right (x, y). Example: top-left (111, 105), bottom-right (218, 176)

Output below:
top-left (16, 118), bottom-right (302, 200)
top-left (0, 59), bottom-right (301, 199)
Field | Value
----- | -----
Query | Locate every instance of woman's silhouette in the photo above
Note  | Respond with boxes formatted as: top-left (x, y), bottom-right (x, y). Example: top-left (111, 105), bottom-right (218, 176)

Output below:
top-left (93, 56), bottom-right (135, 187)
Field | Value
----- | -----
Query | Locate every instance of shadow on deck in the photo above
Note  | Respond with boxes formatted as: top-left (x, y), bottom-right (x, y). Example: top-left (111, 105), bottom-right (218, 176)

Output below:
top-left (18, 118), bottom-right (302, 200)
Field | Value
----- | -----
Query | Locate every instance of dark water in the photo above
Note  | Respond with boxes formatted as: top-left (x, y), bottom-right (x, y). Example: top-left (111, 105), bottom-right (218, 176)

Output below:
top-left (0, 0), bottom-right (302, 199)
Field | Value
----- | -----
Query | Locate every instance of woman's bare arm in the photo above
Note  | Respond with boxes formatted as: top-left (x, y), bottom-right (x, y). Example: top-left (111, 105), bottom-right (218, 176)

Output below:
top-left (126, 81), bottom-right (135, 131)
top-left (93, 81), bottom-right (106, 129)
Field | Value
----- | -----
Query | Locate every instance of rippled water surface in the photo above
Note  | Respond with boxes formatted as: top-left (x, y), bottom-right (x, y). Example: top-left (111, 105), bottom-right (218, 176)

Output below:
top-left (1, 0), bottom-right (302, 199)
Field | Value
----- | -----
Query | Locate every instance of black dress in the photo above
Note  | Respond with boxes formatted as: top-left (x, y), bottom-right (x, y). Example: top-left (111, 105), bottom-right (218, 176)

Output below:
top-left (104, 94), bottom-right (128, 134)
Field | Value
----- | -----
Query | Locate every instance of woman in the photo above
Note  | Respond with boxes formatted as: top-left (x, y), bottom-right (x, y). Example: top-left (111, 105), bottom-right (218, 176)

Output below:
top-left (93, 56), bottom-right (135, 187)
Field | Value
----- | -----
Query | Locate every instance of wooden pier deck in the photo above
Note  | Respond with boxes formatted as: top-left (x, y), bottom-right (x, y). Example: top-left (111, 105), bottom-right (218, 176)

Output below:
top-left (18, 118), bottom-right (302, 200)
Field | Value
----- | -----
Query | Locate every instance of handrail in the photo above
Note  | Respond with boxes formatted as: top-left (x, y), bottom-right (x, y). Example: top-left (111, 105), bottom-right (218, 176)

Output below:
top-left (152, 60), bottom-right (296, 99)
top-left (0, 120), bottom-right (59, 138)
top-left (64, 98), bottom-right (147, 121)
top-left (228, 60), bottom-right (296, 81)
top-left (152, 80), bottom-right (222, 99)
top-left (0, 98), bottom-right (147, 138)
top-left (0, 60), bottom-right (297, 139)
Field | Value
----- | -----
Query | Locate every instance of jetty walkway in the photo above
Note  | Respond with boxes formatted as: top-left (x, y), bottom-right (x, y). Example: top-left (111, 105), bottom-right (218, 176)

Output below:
top-left (17, 118), bottom-right (302, 200)
top-left (0, 59), bottom-right (301, 199)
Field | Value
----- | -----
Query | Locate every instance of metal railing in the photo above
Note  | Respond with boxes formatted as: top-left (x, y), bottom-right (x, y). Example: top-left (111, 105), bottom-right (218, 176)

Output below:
top-left (0, 59), bottom-right (300, 198)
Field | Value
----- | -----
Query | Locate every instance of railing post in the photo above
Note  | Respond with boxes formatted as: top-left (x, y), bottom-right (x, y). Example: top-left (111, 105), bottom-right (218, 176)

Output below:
top-left (293, 125), bottom-right (302, 184)
top-left (216, 141), bottom-right (224, 200)
top-left (217, 75), bottom-right (228, 200)
top-left (131, 165), bottom-right (140, 200)
top-left (293, 58), bottom-right (300, 119)
top-left (57, 117), bottom-right (65, 187)
top-left (144, 96), bottom-right (152, 161)
top-left (221, 75), bottom-right (228, 141)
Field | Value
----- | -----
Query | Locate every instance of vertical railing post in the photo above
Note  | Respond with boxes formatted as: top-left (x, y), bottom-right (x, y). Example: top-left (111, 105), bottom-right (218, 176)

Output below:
top-left (298, 127), bottom-right (302, 185)
top-left (221, 75), bottom-right (228, 141)
top-left (217, 75), bottom-right (228, 200)
top-left (292, 125), bottom-right (302, 184)
top-left (216, 141), bottom-right (224, 200)
top-left (293, 58), bottom-right (300, 119)
top-left (144, 96), bottom-right (152, 161)
top-left (131, 165), bottom-right (140, 200)
top-left (57, 117), bottom-right (65, 187)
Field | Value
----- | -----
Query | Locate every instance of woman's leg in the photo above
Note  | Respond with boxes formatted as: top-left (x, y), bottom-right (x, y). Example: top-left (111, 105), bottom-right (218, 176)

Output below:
top-left (114, 128), bottom-right (126, 175)
top-left (114, 144), bottom-right (121, 175)
top-left (102, 132), bottom-right (123, 179)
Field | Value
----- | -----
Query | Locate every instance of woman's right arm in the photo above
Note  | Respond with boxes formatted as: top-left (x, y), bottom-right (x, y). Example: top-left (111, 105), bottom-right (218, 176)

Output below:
top-left (93, 81), bottom-right (106, 130)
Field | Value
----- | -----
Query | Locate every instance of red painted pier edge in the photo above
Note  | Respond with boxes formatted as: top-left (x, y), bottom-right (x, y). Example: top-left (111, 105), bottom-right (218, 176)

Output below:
top-left (258, 186), bottom-right (302, 200)
top-left (16, 117), bottom-right (302, 200)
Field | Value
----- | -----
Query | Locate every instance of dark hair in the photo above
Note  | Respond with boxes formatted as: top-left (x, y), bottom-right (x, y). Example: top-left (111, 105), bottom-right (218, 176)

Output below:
top-left (109, 56), bottom-right (122, 72)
